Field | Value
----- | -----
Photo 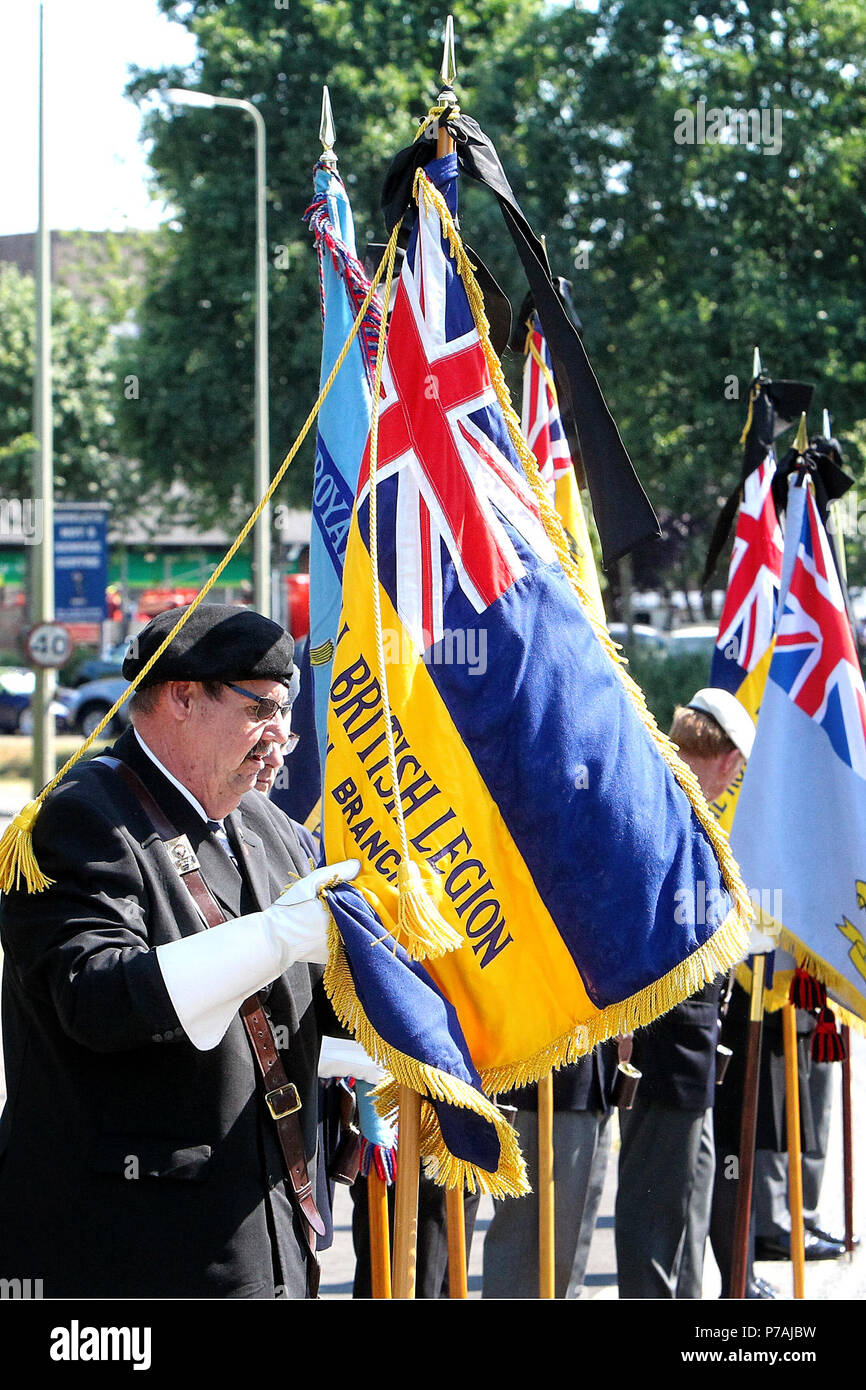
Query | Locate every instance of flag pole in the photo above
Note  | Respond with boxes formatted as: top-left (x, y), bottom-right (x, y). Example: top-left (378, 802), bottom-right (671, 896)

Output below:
top-left (368, 1169), bottom-right (392, 1298)
top-left (435, 30), bottom-right (471, 1302)
top-left (538, 1071), bottom-right (556, 1298)
top-left (392, 1087), bottom-right (421, 1298)
top-left (445, 1186), bottom-right (469, 1298)
top-left (782, 1002), bottom-right (806, 1298)
top-left (317, 88), bottom-right (394, 1297)
top-left (393, 21), bottom-right (460, 1300)
top-left (841, 1024), bottom-right (855, 1254)
top-left (731, 953), bottom-right (766, 1298)
top-left (435, 23), bottom-right (473, 1301)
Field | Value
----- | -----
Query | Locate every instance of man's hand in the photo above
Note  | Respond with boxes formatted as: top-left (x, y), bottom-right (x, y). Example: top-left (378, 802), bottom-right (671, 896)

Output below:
top-left (264, 860), bottom-right (361, 967)
top-left (156, 859), bottom-right (361, 1049)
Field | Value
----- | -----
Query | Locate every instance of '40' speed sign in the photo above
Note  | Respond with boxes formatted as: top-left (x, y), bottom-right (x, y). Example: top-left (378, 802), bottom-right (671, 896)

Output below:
top-left (25, 623), bottom-right (73, 669)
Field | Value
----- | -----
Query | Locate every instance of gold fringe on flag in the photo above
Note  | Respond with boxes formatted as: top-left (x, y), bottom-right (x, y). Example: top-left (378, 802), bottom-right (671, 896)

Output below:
top-left (481, 904), bottom-right (750, 1094)
top-left (321, 910), bottom-right (529, 1197)
top-left (736, 930), bottom-right (866, 1036)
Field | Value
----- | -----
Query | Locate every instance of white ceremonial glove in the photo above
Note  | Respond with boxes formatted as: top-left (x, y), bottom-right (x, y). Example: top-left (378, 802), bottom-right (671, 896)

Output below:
top-left (318, 1036), bottom-right (385, 1085)
top-left (744, 910), bottom-right (783, 957)
top-left (156, 859), bottom-right (360, 1051)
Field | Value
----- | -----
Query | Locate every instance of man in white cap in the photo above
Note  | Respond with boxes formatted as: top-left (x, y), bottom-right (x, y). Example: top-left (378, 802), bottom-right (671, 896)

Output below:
top-left (615, 687), bottom-right (758, 1300)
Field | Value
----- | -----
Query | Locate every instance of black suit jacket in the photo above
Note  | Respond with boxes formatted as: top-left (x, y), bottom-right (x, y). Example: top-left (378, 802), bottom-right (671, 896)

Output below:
top-left (0, 727), bottom-right (330, 1298)
top-left (497, 1042), bottom-right (618, 1114)
top-left (628, 980), bottom-right (723, 1110)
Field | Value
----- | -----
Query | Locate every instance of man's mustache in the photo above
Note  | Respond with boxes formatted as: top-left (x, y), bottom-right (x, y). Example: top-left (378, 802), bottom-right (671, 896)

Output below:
top-left (245, 740), bottom-right (275, 761)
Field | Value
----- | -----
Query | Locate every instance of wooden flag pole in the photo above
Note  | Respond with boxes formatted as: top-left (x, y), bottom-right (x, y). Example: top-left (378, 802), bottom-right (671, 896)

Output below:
top-left (731, 953), bottom-right (766, 1299)
top-left (446, 1186), bottom-right (469, 1298)
top-left (392, 1086), bottom-right (422, 1298)
top-left (391, 20), bottom-right (461, 1305)
top-left (841, 1024), bottom-right (855, 1254)
top-left (368, 1169), bottom-right (392, 1299)
top-left (782, 1002), bottom-right (806, 1298)
top-left (316, 89), bottom-right (393, 1297)
top-left (438, 28), bottom-right (479, 1305)
top-left (538, 1070), bottom-right (556, 1298)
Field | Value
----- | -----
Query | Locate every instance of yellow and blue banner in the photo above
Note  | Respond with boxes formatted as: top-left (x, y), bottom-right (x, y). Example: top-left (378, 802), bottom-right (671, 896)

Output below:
top-left (321, 154), bottom-right (752, 1194)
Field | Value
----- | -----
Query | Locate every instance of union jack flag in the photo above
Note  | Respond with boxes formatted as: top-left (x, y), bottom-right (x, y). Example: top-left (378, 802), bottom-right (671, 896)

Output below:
top-left (711, 452), bottom-right (784, 692)
top-left (521, 315), bottom-right (572, 498)
top-left (771, 482), bottom-right (866, 780)
top-left (324, 153), bottom-right (752, 1192)
top-left (356, 171), bottom-right (554, 654)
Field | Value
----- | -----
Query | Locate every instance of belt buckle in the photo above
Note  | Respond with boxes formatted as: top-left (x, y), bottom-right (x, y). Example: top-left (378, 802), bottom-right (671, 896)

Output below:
top-left (266, 1082), bottom-right (301, 1120)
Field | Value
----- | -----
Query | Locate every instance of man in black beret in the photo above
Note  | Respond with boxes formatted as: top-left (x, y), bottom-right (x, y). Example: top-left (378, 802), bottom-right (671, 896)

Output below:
top-left (0, 603), bottom-right (362, 1298)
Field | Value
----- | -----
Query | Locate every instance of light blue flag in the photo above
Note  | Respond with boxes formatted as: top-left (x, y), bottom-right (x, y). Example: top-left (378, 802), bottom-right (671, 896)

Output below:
top-left (731, 476), bottom-right (866, 1023)
top-left (304, 163), bottom-right (382, 785)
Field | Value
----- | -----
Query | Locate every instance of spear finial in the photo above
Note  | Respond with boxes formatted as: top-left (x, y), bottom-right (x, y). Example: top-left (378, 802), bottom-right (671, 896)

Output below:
top-left (439, 15), bottom-right (457, 97)
top-left (752, 345), bottom-right (762, 379)
top-left (319, 85), bottom-right (337, 168)
top-left (795, 411), bottom-right (809, 454)
top-left (823, 408), bottom-right (832, 437)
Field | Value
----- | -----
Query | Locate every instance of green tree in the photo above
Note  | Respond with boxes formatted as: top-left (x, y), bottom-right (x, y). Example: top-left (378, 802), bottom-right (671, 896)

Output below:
top-left (123, 0), bottom-right (866, 596)
top-left (0, 263), bottom-right (137, 518)
top-left (121, 0), bottom-right (546, 529)
top-left (526, 0), bottom-right (866, 597)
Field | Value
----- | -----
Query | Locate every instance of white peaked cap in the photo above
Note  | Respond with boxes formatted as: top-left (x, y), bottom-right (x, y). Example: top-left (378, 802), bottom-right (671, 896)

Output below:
top-left (686, 688), bottom-right (756, 759)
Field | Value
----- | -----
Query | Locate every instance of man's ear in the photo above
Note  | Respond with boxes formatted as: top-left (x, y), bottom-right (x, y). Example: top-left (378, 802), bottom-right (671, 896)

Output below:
top-left (164, 681), bottom-right (197, 723)
top-left (722, 747), bottom-right (746, 787)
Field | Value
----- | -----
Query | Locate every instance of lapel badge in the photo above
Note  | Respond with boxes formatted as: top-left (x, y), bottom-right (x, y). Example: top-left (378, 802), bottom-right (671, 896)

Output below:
top-left (166, 834), bottom-right (201, 876)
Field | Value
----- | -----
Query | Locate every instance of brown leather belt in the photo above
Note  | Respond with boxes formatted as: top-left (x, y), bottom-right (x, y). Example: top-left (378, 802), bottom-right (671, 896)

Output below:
top-left (97, 755), bottom-right (323, 1295)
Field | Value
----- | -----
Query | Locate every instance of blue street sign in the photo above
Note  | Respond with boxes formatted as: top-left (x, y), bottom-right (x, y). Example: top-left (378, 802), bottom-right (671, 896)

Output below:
top-left (54, 504), bottom-right (109, 624)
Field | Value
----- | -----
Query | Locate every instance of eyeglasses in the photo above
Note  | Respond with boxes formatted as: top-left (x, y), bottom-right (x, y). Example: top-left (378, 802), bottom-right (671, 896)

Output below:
top-left (225, 682), bottom-right (294, 725)
top-left (268, 731), bottom-right (300, 756)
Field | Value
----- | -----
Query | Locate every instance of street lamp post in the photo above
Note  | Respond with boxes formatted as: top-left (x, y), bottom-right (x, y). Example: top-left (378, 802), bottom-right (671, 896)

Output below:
top-left (32, 0), bottom-right (55, 795)
top-left (164, 89), bottom-right (272, 616)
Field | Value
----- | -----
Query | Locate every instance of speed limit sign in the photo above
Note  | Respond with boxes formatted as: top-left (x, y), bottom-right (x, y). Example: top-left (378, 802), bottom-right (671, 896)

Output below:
top-left (25, 623), bottom-right (74, 669)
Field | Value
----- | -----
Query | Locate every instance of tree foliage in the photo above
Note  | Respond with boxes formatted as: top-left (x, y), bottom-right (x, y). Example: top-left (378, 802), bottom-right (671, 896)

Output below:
top-left (121, 0), bottom-right (544, 528)
top-left (123, 0), bottom-right (866, 589)
top-left (0, 262), bottom-right (138, 518)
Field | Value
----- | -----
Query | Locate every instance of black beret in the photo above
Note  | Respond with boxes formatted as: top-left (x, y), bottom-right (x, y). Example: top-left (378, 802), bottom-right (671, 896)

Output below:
top-left (123, 604), bottom-right (295, 690)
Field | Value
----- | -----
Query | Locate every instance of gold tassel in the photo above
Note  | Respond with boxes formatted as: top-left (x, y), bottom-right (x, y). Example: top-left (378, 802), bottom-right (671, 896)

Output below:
top-left (0, 800), bottom-right (54, 893)
top-left (322, 913), bottom-right (530, 1197)
top-left (396, 859), bottom-right (464, 960)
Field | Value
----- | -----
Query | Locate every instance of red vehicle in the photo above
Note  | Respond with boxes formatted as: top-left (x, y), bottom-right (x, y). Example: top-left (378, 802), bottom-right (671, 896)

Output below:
top-left (285, 573), bottom-right (310, 639)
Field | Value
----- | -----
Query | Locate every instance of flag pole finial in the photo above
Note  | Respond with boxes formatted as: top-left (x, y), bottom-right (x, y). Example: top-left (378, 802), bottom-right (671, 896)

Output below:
top-left (795, 411), bottom-right (809, 454)
top-left (752, 346), bottom-right (762, 379)
top-left (440, 15), bottom-right (457, 96)
top-left (319, 85), bottom-right (338, 168)
top-left (823, 408), bottom-right (832, 437)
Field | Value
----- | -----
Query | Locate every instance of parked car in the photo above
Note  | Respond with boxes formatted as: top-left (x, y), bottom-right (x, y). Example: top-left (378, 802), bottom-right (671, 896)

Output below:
top-left (607, 622), bottom-right (668, 654)
top-left (64, 676), bottom-right (131, 739)
top-left (665, 624), bottom-right (719, 657)
top-left (68, 643), bottom-right (130, 687)
top-left (0, 667), bottom-right (73, 734)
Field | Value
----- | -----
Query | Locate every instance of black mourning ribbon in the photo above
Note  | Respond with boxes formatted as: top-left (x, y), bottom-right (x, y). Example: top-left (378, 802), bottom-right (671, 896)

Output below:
top-left (380, 114), bottom-right (660, 568)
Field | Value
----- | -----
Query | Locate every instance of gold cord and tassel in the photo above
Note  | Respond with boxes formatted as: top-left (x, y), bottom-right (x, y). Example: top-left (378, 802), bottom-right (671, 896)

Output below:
top-left (0, 238), bottom-right (397, 896)
top-left (361, 216), bottom-right (463, 961)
